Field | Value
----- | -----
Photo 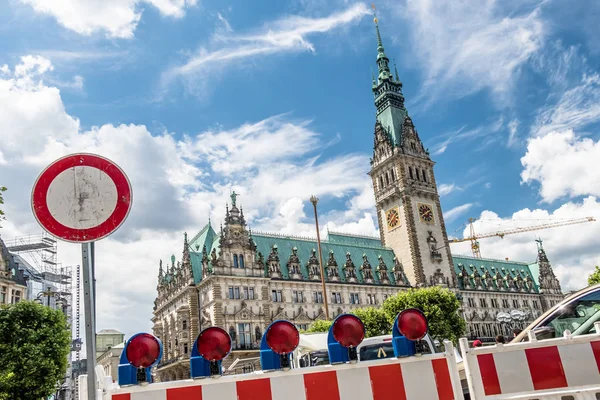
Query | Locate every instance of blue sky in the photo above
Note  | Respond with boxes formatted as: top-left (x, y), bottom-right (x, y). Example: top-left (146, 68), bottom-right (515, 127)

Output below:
top-left (1, 0), bottom-right (600, 337)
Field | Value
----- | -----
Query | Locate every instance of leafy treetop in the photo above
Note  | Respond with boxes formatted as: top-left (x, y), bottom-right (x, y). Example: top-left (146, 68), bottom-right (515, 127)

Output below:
top-left (304, 287), bottom-right (465, 344)
top-left (588, 266), bottom-right (600, 286)
top-left (0, 301), bottom-right (71, 400)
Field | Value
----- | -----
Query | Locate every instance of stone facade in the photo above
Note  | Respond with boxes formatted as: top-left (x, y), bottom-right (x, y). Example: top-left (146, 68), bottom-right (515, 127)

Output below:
top-left (151, 19), bottom-right (565, 381)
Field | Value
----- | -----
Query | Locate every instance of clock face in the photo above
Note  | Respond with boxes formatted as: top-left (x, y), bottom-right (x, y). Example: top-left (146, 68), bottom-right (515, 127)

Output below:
top-left (386, 208), bottom-right (400, 230)
top-left (418, 203), bottom-right (434, 223)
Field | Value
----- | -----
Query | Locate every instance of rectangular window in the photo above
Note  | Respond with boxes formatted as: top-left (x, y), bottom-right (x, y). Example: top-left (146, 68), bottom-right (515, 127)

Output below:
top-left (314, 291), bottom-right (323, 303)
top-left (243, 287), bottom-right (249, 300)
top-left (234, 287), bottom-right (240, 299)
top-left (182, 320), bottom-right (187, 330)
top-left (271, 290), bottom-right (282, 302)
top-left (366, 294), bottom-right (376, 305)
top-left (523, 300), bottom-right (530, 307)
top-left (11, 290), bottom-right (21, 304)
top-left (293, 290), bottom-right (304, 303)
top-left (228, 287), bottom-right (234, 299)
top-left (502, 299), bottom-right (510, 308)
top-left (0, 286), bottom-right (6, 304)
top-left (490, 298), bottom-right (498, 308)
top-left (297, 324), bottom-right (308, 331)
top-left (513, 299), bottom-right (519, 308)
top-left (533, 300), bottom-right (539, 309)
top-left (249, 287), bottom-right (255, 300)
top-left (184, 344), bottom-right (188, 354)
top-left (332, 292), bottom-right (342, 304)
top-left (467, 298), bottom-right (475, 308)
top-left (350, 293), bottom-right (360, 305)
top-left (238, 323), bottom-right (251, 347)
top-left (479, 298), bottom-right (487, 308)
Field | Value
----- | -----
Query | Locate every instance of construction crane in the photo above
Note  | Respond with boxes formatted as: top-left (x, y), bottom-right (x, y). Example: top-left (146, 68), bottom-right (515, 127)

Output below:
top-left (448, 216), bottom-right (597, 258)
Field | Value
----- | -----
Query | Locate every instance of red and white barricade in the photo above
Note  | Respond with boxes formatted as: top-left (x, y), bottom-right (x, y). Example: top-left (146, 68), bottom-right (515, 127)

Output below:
top-left (90, 341), bottom-right (463, 400)
top-left (460, 326), bottom-right (600, 400)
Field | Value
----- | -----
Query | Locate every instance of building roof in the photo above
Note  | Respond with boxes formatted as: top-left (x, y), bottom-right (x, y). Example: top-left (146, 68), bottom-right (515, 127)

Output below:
top-left (452, 255), bottom-right (540, 293)
top-left (0, 236), bottom-right (27, 286)
top-left (97, 329), bottom-right (124, 335)
top-left (187, 224), bottom-right (401, 285)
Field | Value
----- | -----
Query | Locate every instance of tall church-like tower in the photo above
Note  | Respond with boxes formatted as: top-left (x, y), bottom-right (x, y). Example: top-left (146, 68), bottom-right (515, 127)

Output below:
top-left (367, 17), bottom-right (456, 288)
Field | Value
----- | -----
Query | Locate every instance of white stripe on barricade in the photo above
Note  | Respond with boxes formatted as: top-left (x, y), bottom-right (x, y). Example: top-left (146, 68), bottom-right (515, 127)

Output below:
top-left (459, 331), bottom-right (600, 400)
top-left (107, 341), bottom-right (464, 400)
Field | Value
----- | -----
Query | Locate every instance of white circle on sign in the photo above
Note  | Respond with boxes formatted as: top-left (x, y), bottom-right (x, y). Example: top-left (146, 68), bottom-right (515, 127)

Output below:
top-left (46, 166), bottom-right (118, 230)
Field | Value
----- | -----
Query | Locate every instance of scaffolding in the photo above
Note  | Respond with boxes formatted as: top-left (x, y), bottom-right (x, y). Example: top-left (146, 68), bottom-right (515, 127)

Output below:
top-left (5, 233), bottom-right (75, 400)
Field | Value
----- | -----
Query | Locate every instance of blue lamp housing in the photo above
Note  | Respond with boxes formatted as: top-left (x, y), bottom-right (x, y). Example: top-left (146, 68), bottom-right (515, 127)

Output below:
top-left (260, 320), bottom-right (294, 371)
top-left (392, 313), bottom-right (417, 358)
top-left (327, 314), bottom-right (365, 364)
top-left (118, 333), bottom-right (163, 386)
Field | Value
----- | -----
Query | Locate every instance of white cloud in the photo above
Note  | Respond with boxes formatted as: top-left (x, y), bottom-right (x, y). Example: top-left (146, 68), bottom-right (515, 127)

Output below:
top-left (430, 117), bottom-right (504, 155)
top-left (393, 0), bottom-right (545, 105)
top-left (508, 118), bottom-right (520, 147)
top-left (18, 0), bottom-right (198, 39)
top-left (521, 130), bottom-right (600, 203)
top-left (162, 3), bottom-right (369, 88)
top-left (532, 74), bottom-right (600, 137)
top-left (438, 183), bottom-right (458, 197)
top-left (443, 203), bottom-right (474, 222)
top-left (450, 197), bottom-right (600, 291)
top-left (0, 55), bottom-right (378, 338)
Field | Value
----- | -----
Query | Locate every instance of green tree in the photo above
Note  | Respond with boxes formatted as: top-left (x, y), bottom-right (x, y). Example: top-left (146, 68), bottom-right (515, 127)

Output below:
top-left (382, 286), bottom-right (466, 343)
top-left (304, 319), bottom-right (333, 333)
top-left (0, 301), bottom-right (71, 400)
top-left (0, 186), bottom-right (6, 228)
top-left (588, 266), bottom-right (600, 286)
top-left (352, 307), bottom-right (392, 338)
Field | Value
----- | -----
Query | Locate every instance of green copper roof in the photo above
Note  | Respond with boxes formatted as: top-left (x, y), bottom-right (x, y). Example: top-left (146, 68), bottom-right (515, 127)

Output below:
top-left (327, 232), bottom-right (383, 249)
top-left (528, 262), bottom-right (541, 287)
top-left (251, 232), bottom-right (398, 284)
top-left (452, 255), bottom-right (540, 293)
top-left (188, 222), bottom-right (220, 284)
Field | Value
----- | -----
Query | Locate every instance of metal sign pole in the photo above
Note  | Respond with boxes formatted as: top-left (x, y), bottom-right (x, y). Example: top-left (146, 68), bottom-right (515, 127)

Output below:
top-left (82, 242), bottom-right (97, 400)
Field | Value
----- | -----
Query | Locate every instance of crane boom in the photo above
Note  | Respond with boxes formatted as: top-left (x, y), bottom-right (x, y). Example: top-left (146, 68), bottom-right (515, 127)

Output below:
top-left (448, 216), bottom-right (596, 258)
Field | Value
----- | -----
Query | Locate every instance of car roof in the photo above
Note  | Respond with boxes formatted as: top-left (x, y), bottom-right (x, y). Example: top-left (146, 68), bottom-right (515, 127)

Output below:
top-left (512, 283), bottom-right (600, 343)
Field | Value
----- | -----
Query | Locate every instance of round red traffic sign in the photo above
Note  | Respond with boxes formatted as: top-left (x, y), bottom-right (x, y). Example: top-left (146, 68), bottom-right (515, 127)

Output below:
top-left (31, 153), bottom-right (133, 243)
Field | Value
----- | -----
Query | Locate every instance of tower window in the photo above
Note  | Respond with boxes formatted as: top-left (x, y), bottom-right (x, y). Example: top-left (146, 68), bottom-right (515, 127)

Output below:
top-left (411, 142), bottom-right (416, 151)
top-left (385, 172), bottom-right (390, 185)
top-left (239, 255), bottom-right (245, 268)
top-left (391, 169), bottom-right (396, 181)
top-left (379, 176), bottom-right (384, 189)
top-left (233, 254), bottom-right (238, 268)
top-left (422, 169), bottom-right (427, 182)
top-left (409, 167), bottom-right (414, 179)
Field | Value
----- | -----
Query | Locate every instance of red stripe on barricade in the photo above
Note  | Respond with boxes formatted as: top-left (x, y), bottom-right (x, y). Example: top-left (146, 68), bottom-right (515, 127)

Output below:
top-left (112, 395), bottom-right (131, 400)
top-left (304, 371), bottom-right (340, 400)
top-left (525, 346), bottom-right (567, 390)
top-left (432, 359), bottom-right (454, 400)
top-left (476, 353), bottom-right (501, 396)
top-left (237, 378), bottom-right (272, 400)
top-left (167, 385), bottom-right (203, 399)
top-left (591, 341), bottom-right (600, 374)
top-left (368, 363), bottom-right (407, 400)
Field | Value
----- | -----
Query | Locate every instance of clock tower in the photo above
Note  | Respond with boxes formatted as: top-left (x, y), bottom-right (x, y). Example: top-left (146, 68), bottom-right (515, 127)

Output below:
top-left (367, 17), bottom-right (456, 288)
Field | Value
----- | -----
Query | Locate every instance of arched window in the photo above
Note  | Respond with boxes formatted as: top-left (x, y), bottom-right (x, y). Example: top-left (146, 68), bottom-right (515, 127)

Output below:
top-left (391, 169), bottom-right (396, 181)
top-left (239, 255), bottom-right (245, 268)
top-left (379, 176), bottom-right (384, 189)
top-left (385, 172), bottom-right (390, 185)
top-left (233, 254), bottom-right (238, 268)
top-left (422, 169), bottom-right (427, 182)
top-left (409, 167), bottom-right (414, 180)
top-left (255, 326), bottom-right (262, 342)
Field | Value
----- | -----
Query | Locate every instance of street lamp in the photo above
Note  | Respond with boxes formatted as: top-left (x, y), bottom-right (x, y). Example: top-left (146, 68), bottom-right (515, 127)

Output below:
top-left (310, 195), bottom-right (330, 320)
top-left (496, 310), bottom-right (527, 336)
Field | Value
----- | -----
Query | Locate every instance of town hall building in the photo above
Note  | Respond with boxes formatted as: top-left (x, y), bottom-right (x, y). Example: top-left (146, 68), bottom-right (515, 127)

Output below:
top-left (151, 19), bottom-right (564, 381)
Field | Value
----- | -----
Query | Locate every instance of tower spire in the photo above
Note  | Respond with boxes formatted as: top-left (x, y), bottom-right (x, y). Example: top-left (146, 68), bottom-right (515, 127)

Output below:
top-left (371, 4), bottom-right (392, 83)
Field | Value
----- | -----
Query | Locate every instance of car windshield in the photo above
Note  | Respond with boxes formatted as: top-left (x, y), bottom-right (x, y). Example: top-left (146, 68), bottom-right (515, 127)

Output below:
top-left (534, 289), bottom-right (600, 339)
top-left (359, 343), bottom-right (395, 361)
